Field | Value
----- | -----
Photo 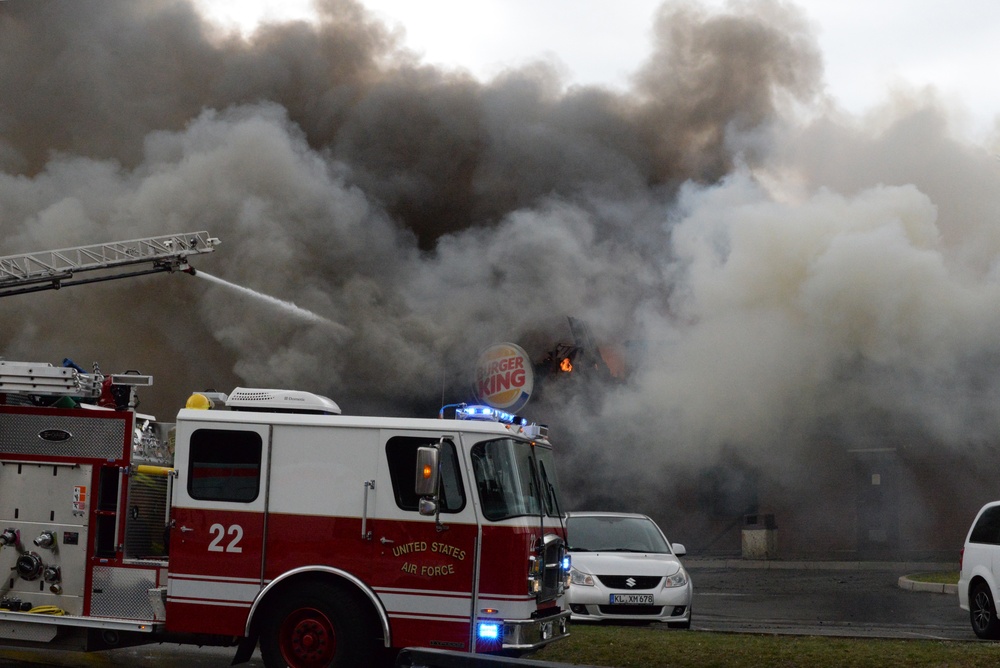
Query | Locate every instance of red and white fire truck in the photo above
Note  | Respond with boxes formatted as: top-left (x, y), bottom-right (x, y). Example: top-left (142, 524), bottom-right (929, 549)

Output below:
top-left (0, 359), bottom-right (571, 667)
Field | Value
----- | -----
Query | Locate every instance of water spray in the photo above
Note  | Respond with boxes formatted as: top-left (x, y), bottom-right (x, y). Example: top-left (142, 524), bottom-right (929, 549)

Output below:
top-left (195, 271), bottom-right (351, 334)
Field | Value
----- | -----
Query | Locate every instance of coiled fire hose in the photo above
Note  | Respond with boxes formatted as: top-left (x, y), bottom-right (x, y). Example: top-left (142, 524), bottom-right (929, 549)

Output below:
top-left (27, 606), bottom-right (66, 615)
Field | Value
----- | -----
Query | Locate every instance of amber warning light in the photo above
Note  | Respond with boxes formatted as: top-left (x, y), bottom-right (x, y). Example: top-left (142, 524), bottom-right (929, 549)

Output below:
top-left (422, 464), bottom-right (433, 480)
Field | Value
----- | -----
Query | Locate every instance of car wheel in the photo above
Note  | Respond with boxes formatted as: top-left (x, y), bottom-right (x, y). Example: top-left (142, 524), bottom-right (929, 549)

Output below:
top-left (970, 582), bottom-right (1000, 640)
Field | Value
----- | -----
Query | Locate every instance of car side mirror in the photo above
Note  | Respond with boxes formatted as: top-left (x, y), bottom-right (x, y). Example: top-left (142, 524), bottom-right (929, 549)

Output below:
top-left (672, 543), bottom-right (687, 557)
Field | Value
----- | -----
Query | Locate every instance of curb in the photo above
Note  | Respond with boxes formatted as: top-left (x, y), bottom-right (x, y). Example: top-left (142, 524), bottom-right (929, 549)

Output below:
top-left (681, 558), bottom-right (960, 594)
top-left (897, 575), bottom-right (958, 595)
top-left (685, 558), bottom-right (958, 572)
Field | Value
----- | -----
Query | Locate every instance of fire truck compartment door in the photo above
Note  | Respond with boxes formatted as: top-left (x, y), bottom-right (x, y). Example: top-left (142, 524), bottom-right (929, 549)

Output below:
top-left (372, 431), bottom-right (479, 651)
top-left (166, 421), bottom-right (271, 636)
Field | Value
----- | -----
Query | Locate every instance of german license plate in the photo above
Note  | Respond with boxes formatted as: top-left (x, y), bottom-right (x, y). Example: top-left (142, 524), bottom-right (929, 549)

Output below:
top-left (610, 594), bottom-right (653, 605)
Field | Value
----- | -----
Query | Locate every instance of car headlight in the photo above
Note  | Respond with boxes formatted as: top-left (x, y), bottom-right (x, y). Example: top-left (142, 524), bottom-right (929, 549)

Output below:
top-left (569, 567), bottom-right (594, 587)
top-left (663, 568), bottom-right (688, 588)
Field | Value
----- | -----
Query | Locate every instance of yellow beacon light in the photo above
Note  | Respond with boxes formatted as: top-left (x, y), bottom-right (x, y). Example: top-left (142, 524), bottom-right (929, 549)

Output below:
top-left (185, 393), bottom-right (213, 410)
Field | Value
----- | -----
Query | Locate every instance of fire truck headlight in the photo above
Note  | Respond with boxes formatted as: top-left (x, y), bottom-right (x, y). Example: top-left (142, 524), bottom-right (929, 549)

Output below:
top-left (569, 567), bottom-right (594, 587)
top-left (527, 555), bottom-right (544, 594)
top-left (477, 621), bottom-right (502, 642)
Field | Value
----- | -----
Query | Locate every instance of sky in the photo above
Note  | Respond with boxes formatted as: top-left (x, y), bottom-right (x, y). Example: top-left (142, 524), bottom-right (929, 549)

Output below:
top-left (198, 0), bottom-right (1000, 139)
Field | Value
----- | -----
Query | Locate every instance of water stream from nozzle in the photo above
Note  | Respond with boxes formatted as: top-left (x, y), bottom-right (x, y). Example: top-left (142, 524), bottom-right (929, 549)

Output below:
top-left (195, 271), bottom-right (350, 334)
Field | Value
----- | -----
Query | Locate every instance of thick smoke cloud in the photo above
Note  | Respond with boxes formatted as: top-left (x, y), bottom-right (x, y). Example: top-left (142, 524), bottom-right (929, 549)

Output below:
top-left (3, 0), bottom-right (1000, 553)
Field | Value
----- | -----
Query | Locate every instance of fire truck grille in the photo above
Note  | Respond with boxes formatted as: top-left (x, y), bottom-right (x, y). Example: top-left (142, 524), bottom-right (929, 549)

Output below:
top-left (0, 412), bottom-right (126, 460)
top-left (539, 535), bottom-right (566, 602)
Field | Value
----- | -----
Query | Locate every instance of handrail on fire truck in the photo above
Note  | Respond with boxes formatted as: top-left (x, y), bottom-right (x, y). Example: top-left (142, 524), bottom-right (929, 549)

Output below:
top-left (0, 231), bottom-right (220, 298)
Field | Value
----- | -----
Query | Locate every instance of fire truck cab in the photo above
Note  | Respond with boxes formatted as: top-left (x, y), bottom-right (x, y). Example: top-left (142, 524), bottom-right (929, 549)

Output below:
top-left (0, 360), bottom-right (571, 667)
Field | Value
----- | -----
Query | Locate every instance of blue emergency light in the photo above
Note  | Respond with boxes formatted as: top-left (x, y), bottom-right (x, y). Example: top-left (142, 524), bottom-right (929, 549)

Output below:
top-left (477, 620), bottom-right (502, 641)
top-left (453, 404), bottom-right (528, 426)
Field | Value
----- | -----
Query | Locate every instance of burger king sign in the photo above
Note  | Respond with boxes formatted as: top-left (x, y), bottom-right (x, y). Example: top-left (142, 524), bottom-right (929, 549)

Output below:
top-left (473, 343), bottom-right (534, 412)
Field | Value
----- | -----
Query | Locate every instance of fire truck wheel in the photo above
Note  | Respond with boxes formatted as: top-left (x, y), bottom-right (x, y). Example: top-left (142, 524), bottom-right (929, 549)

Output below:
top-left (260, 582), bottom-right (376, 668)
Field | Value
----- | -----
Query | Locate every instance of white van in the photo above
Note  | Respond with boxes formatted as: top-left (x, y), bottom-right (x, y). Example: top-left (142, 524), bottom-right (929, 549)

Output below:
top-left (959, 500), bottom-right (1000, 639)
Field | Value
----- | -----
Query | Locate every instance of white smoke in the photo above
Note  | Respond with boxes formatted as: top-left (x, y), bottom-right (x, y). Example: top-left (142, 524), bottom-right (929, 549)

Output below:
top-left (3, 0), bottom-right (1000, 549)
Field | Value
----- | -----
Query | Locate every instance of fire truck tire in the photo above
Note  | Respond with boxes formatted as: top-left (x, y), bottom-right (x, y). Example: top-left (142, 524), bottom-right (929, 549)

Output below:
top-left (259, 582), bottom-right (377, 668)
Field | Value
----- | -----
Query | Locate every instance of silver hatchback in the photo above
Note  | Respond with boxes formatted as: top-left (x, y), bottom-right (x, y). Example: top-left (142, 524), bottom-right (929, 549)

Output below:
top-left (565, 511), bottom-right (692, 627)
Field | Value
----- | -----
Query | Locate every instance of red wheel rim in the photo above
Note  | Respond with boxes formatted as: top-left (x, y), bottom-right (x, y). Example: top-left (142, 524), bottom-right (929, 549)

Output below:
top-left (279, 606), bottom-right (337, 667)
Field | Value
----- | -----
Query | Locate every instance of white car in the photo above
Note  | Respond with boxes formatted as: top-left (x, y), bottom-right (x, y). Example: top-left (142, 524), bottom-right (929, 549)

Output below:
top-left (959, 500), bottom-right (1000, 639)
top-left (565, 511), bottom-right (692, 627)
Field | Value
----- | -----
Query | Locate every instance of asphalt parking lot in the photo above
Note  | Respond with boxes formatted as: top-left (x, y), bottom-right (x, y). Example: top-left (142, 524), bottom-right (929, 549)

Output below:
top-left (0, 559), bottom-right (972, 667)
top-left (685, 558), bottom-right (969, 640)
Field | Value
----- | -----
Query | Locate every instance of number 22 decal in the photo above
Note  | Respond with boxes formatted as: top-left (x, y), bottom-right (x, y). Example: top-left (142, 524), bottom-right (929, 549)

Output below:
top-left (207, 523), bottom-right (244, 553)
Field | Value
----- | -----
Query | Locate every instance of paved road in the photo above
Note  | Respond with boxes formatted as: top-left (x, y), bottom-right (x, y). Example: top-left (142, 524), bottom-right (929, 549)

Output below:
top-left (0, 645), bottom-right (262, 667)
top-left (685, 560), bottom-right (971, 641)
top-left (0, 561), bottom-right (977, 666)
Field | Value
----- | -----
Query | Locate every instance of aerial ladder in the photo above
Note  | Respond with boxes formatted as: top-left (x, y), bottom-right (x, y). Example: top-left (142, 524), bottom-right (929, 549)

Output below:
top-left (0, 231), bottom-right (220, 298)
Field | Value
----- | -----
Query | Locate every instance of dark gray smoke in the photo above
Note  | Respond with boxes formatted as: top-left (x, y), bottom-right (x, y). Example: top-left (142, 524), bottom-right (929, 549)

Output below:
top-left (3, 0), bottom-right (998, 555)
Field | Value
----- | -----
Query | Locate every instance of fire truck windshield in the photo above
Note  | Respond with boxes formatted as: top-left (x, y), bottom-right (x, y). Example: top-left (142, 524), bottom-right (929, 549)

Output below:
top-left (470, 438), bottom-right (564, 521)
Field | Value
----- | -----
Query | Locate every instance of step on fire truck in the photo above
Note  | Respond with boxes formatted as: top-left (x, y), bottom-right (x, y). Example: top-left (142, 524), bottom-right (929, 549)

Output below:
top-left (0, 359), bottom-right (571, 667)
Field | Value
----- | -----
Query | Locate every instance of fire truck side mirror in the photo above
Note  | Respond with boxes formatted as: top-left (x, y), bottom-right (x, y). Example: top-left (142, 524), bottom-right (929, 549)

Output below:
top-left (418, 498), bottom-right (437, 517)
top-left (415, 446), bottom-right (440, 499)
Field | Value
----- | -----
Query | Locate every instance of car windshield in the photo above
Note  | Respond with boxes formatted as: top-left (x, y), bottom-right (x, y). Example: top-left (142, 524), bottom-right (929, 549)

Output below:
top-left (566, 515), bottom-right (671, 554)
top-left (470, 438), bottom-right (564, 521)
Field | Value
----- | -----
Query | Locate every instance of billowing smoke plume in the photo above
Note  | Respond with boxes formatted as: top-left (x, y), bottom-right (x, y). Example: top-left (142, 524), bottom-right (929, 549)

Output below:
top-left (3, 0), bottom-right (999, 554)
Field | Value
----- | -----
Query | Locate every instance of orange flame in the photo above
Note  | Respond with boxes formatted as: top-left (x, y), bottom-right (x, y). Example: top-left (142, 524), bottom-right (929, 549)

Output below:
top-left (560, 358), bottom-right (573, 372)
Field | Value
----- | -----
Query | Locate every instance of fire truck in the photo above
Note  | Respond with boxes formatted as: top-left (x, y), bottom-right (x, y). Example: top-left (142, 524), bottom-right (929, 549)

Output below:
top-left (0, 233), bottom-right (571, 666)
top-left (0, 360), bottom-right (571, 667)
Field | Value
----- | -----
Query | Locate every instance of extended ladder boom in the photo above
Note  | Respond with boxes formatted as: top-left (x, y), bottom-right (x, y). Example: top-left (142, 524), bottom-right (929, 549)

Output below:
top-left (0, 232), bottom-right (220, 298)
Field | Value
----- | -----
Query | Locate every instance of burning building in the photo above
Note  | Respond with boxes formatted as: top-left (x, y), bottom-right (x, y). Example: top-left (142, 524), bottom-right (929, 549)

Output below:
top-left (2, 0), bottom-right (1000, 560)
